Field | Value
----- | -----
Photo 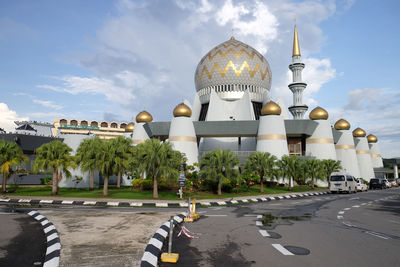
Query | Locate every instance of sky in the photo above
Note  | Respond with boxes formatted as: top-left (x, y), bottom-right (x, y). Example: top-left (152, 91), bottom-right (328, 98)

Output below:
top-left (0, 0), bottom-right (399, 157)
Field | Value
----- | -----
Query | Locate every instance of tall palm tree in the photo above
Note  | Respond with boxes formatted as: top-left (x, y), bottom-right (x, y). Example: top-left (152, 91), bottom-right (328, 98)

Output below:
top-left (75, 137), bottom-right (102, 190)
top-left (279, 155), bottom-right (301, 191)
top-left (199, 149), bottom-right (240, 196)
top-left (0, 140), bottom-right (28, 193)
top-left (138, 139), bottom-right (182, 198)
top-left (303, 159), bottom-right (323, 189)
top-left (244, 151), bottom-right (277, 193)
top-left (96, 139), bottom-right (116, 196)
top-left (33, 140), bottom-right (74, 195)
top-left (110, 136), bottom-right (132, 189)
top-left (321, 159), bottom-right (342, 185)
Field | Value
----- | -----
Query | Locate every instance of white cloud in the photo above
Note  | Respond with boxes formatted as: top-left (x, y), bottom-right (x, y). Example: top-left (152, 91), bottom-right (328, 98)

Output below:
top-left (0, 103), bottom-right (28, 132)
top-left (33, 99), bottom-right (63, 110)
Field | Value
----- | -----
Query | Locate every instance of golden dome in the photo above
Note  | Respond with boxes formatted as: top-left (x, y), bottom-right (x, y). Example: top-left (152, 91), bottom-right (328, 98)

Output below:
top-left (352, 127), bottom-right (366, 137)
top-left (367, 134), bottom-right (378, 143)
top-left (309, 106), bottom-right (328, 120)
top-left (261, 101), bottom-right (281, 116)
top-left (136, 111), bottom-right (153, 123)
top-left (334, 119), bottom-right (350, 130)
top-left (125, 122), bottom-right (134, 132)
top-left (173, 103), bottom-right (192, 117)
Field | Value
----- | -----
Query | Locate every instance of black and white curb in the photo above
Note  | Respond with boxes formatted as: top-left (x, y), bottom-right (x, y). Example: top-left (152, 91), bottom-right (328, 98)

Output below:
top-left (0, 191), bottom-right (330, 208)
top-left (140, 212), bottom-right (186, 267)
top-left (28, 211), bottom-right (60, 267)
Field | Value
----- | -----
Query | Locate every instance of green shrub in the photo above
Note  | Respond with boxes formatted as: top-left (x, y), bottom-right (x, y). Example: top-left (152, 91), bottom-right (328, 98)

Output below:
top-left (158, 181), bottom-right (169, 191)
top-left (222, 183), bottom-right (233, 193)
top-left (142, 179), bottom-right (153, 190)
top-left (132, 179), bottom-right (142, 189)
top-left (40, 176), bottom-right (52, 185)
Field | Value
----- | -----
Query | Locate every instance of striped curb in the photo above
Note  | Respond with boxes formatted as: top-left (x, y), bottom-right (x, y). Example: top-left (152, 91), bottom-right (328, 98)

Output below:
top-left (140, 212), bottom-right (186, 267)
top-left (0, 191), bottom-right (330, 208)
top-left (27, 210), bottom-right (60, 267)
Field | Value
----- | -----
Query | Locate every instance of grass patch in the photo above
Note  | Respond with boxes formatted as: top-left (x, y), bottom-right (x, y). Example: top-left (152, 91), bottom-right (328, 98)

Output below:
top-left (5, 185), bottom-right (325, 200)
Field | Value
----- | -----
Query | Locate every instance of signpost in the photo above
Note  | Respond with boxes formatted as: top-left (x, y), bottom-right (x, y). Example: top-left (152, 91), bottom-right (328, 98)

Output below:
top-left (178, 163), bottom-right (186, 199)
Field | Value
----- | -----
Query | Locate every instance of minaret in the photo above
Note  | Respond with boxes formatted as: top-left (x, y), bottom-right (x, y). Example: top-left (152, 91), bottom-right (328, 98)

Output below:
top-left (288, 25), bottom-right (308, 119)
top-left (132, 111), bottom-right (152, 145)
top-left (367, 134), bottom-right (383, 168)
top-left (353, 127), bottom-right (375, 181)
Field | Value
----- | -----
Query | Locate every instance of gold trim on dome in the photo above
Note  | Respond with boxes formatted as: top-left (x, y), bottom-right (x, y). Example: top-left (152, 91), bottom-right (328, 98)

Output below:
top-left (335, 145), bottom-right (355, 149)
top-left (306, 138), bottom-right (334, 144)
top-left (169, 136), bottom-right (197, 142)
top-left (200, 48), bottom-right (265, 64)
top-left (257, 134), bottom-right (287, 141)
top-left (132, 140), bottom-right (145, 145)
top-left (371, 153), bottom-right (381, 158)
top-left (197, 61), bottom-right (270, 82)
top-left (356, 150), bottom-right (369, 154)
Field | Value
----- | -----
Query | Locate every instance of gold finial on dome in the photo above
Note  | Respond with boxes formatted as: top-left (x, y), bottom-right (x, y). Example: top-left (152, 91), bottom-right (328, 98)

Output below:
top-left (125, 122), bottom-right (134, 132)
top-left (173, 103), bottom-right (192, 117)
top-left (367, 134), bottom-right (378, 143)
top-left (309, 106), bottom-right (328, 120)
top-left (334, 119), bottom-right (350, 130)
top-left (352, 127), bottom-right (366, 137)
top-left (136, 111), bottom-right (153, 123)
top-left (261, 101), bottom-right (281, 116)
top-left (293, 25), bottom-right (301, 57)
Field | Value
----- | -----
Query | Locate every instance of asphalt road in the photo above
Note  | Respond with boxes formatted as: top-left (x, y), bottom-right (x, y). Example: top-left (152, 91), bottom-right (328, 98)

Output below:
top-left (0, 206), bottom-right (46, 267)
top-left (162, 188), bottom-right (400, 267)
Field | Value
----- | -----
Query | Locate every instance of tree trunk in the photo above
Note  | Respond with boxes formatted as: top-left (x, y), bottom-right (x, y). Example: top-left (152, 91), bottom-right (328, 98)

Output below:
top-left (288, 177), bottom-right (292, 191)
top-left (52, 169), bottom-right (58, 195)
top-left (153, 176), bottom-right (158, 198)
top-left (117, 172), bottom-right (121, 189)
top-left (103, 176), bottom-right (109, 196)
top-left (260, 171), bottom-right (264, 193)
top-left (1, 174), bottom-right (8, 193)
top-left (89, 171), bottom-right (94, 191)
top-left (311, 177), bottom-right (315, 189)
top-left (217, 179), bottom-right (222, 196)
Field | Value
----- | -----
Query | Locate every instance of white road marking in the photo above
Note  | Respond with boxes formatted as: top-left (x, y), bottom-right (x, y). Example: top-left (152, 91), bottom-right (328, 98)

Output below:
top-left (342, 221), bottom-right (354, 227)
top-left (257, 215), bottom-right (262, 219)
top-left (365, 231), bottom-right (389, 240)
top-left (272, 244), bottom-right (294, 255)
top-left (338, 211), bottom-right (345, 215)
top-left (389, 220), bottom-right (400, 225)
top-left (337, 215), bottom-right (343, 219)
top-left (344, 208), bottom-right (351, 211)
top-left (349, 197), bottom-right (359, 200)
top-left (207, 215), bottom-right (227, 217)
top-left (244, 214), bottom-right (258, 217)
top-left (259, 230), bottom-right (270, 237)
top-left (352, 205), bottom-right (360, 208)
top-left (256, 221), bottom-right (263, 226)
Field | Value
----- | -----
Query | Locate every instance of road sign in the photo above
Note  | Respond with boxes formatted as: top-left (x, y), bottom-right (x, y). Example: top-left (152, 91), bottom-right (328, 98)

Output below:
top-left (179, 173), bottom-right (185, 187)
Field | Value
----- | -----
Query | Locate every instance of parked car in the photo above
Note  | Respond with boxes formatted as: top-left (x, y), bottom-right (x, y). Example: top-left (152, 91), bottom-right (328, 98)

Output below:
top-left (369, 178), bottom-right (385, 189)
top-left (356, 179), bottom-right (368, 192)
top-left (383, 178), bottom-right (392, 188)
top-left (388, 178), bottom-right (398, 187)
top-left (329, 172), bottom-right (357, 193)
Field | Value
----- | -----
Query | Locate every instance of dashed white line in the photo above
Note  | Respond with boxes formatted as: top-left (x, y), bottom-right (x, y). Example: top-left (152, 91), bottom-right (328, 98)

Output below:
top-left (344, 208), bottom-right (351, 211)
top-left (256, 221), bottom-right (263, 226)
top-left (337, 215), bottom-right (343, 219)
top-left (207, 214), bottom-right (227, 217)
top-left (349, 197), bottom-right (359, 200)
top-left (257, 215), bottom-right (262, 219)
top-left (342, 221), bottom-right (354, 227)
top-left (272, 244), bottom-right (294, 255)
top-left (365, 231), bottom-right (389, 240)
top-left (338, 211), bottom-right (345, 215)
top-left (259, 230), bottom-right (270, 237)
top-left (361, 203), bottom-right (367, 206)
top-left (352, 205), bottom-right (360, 208)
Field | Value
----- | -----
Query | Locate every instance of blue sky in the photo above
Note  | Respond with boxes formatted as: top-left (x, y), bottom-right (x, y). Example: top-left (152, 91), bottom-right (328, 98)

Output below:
top-left (0, 0), bottom-right (399, 157)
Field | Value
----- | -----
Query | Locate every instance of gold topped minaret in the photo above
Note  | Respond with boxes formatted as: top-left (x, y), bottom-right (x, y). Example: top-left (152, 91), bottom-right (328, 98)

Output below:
top-left (293, 25), bottom-right (301, 57)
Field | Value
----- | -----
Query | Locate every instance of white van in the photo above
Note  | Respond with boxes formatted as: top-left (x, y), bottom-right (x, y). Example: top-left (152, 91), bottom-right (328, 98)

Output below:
top-left (329, 172), bottom-right (357, 193)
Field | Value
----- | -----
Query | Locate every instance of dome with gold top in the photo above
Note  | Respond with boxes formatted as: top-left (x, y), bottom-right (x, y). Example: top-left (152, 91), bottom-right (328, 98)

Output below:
top-left (173, 103), bottom-right (192, 117)
top-left (194, 37), bottom-right (271, 103)
top-left (367, 134), bottom-right (378, 143)
top-left (353, 127), bottom-right (366, 137)
top-left (136, 111), bottom-right (153, 123)
top-left (334, 119), bottom-right (350, 130)
top-left (261, 101), bottom-right (281, 116)
top-left (309, 107), bottom-right (328, 120)
top-left (125, 122), bottom-right (135, 132)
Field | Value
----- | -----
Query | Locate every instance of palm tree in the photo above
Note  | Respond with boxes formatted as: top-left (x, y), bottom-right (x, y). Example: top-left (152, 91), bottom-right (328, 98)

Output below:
top-left (110, 136), bottom-right (132, 189)
top-left (0, 140), bottom-right (28, 193)
top-left (136, 139), bottom-right (182, 198)
top-left (96, 139), bottom-right (116, 196)
top-left (244, 151), bottom-right (277, 193)
top-left (303, 159), bottom-right (323, 189)
top-left (279, 155), bottom-right (302, 191)
top-left (321, 159), bottom-right (342, 186)
top-left (75, 137), bottom-right (102, 190)
top-left (33, 140), bottom-right (74, 195)
top-left (199, 149), bottom-right (240, 196)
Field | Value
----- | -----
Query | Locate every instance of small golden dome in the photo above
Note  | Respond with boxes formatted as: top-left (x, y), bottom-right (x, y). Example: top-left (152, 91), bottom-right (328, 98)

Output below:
top-left (125, 122), bottom-right (134, 132)
top-left (136, 111), bottom-right (153, 123)
top-left (173, 103), bottom-right (192, 117)
top-left (309, 106), bottom-right (328, 120)
top-left (367, 134), bottom-right (378, 143)
top-left (334, 119), bottom-right (350, 130)
top-left (352, 127), bottom-right (366, 137)
top-left (261, 101), bottom-right (281, 116)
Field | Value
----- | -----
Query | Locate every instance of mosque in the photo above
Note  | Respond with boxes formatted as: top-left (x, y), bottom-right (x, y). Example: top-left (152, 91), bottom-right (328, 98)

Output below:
top-left (1, 26), bottom-right (392, 188)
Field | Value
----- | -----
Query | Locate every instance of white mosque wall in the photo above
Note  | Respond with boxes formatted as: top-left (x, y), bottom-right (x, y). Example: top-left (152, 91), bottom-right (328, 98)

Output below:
top-left (354, 137), bottom-right (375, 181)
top-left (169, 116), bottom-right (199, 165)
top-left (132, 122), bottom-right (150, 145)
top-left (256, 115), bottom-right (289, 159)
top-left (191, 94), bottom-right (202, 121)
top-left (369, 143), bottom-right (384, 168)
top-left (306, 120), bottom-right (337, 160)
top-left (334, 130), bottom-right (360, 178)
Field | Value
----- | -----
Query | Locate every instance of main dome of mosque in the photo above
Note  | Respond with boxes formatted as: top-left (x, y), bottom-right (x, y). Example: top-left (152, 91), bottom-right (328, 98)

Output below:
top-left (194, 37), bottom-right (272, 102)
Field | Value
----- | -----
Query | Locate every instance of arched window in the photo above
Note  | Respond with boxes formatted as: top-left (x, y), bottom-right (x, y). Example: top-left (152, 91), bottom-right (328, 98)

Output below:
top-left (100, 122), bottom-right (108, 128)
top-left (80, 120), bottom-right (88, 126)
top-left (91, 121), bottom-right (98, 127)
top-left (110, 122), bottom-right (118, 128)
top-left (120, 123), bottom-right (127, 129)
top-left (60, 119), bottom-right (67, 125)
top-left (70, 120), bottom-right (78, 126)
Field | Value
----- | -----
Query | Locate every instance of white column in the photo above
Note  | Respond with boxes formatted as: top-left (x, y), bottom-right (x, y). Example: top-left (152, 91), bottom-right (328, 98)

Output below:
top-left (394, 164), bottom-right (399, 179)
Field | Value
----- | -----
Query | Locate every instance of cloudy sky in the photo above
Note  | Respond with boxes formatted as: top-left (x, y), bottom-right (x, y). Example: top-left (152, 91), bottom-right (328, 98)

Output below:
top-left (0, 0), bottom-right (399, 157)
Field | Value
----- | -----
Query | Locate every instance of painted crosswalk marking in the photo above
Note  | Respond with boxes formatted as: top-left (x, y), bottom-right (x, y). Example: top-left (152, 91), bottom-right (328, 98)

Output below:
top-left (272, 244), bottom-right (294, 255)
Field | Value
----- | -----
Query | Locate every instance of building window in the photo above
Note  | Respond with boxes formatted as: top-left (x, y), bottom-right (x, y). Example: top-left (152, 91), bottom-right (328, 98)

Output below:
top-left (199, 103), bottom-right (209, 121)
top-left (80, 120), bottom-right (88, 127)
top-left (120, 123), bottom-right (127, 129)
top-left (60, 119), bottom-right (67, 125)
top-left (101, 122), bottom-right (108, 128)
top-left (110, 122), bottom-right (118, 128)
top-left (252, 101), bottom-right (262, 120)
top-left (70, 120), bottom-right (78, 126)
top-left (91, 121), bottom-right (98, 127)
top-left (288, 139), bottom-right (302, 156)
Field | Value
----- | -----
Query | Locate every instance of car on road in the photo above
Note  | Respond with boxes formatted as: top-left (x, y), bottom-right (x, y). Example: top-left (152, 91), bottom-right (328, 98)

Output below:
top-left (383, 178), bottom-right (391, 188)
top-left (329, 172), bottom-right (357, 193)
top-left (388, 178), bottom-right (398, 187)
top-left (356, 179), bottom-right (368, 192)
top-left (369, 178), bottom-right (385, 189)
